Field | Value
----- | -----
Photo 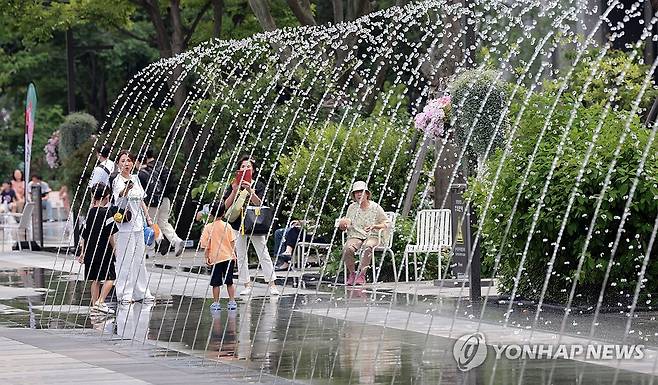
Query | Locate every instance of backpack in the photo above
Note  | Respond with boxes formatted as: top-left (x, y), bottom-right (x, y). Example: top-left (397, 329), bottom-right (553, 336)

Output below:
top-left (139, 161), bottom-right (165, 207)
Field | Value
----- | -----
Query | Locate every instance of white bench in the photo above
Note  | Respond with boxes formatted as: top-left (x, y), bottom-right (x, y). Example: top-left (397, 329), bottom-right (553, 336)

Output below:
top-left (403, 209), bottom-right (451, 281)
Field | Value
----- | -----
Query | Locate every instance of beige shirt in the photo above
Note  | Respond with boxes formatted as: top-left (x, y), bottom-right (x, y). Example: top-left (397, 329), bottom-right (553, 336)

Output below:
top-left (345, 201), bottom-right (389, 241)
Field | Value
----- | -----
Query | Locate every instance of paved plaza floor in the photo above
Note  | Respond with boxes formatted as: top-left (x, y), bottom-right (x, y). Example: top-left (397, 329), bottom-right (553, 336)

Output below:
top-left (1, 243), bottom-right (658, 383)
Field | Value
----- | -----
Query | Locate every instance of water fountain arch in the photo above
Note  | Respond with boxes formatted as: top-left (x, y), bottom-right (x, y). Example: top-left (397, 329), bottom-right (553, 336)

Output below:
top-left (28, 1), bottom-right (658, 384)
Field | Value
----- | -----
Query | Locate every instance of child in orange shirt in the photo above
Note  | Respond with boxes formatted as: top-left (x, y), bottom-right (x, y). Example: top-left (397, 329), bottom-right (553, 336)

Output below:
top-left (200, 203), bottom-right (237, 311)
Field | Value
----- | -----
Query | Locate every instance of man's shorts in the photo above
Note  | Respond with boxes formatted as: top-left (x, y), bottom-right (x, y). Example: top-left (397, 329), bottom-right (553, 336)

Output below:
top-left (210, 260), bottom-right (235, 286)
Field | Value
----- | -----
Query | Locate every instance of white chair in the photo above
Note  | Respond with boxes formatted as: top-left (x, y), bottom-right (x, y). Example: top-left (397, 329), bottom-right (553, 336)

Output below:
top-left (341, 211), bottom-right (398, 284)
top-left (403, 209), bottom-right (451, 281)
top-left (0, 202), bottom-right (35, 251)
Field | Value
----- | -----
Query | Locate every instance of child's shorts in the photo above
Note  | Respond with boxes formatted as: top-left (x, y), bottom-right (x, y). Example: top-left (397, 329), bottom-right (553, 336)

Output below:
top-left (210, 260), bottom-right (234, 286)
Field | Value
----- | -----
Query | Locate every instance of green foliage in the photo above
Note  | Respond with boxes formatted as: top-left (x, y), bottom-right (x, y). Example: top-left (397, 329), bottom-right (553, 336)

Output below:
top-left (469, 90), bottom-right (658, 305)
top-left (545, 48), bottom-right (658, 116)
top-left (276, 115), bottom-right (413, 235)
top-left (450, 69), bottom-right (507, 163)
top-left (60, 137), bottom-right (96, 216)
top-left (0, 103), bottom-right (64, 180)
top-left (58, 113), bottom-right (97, 159)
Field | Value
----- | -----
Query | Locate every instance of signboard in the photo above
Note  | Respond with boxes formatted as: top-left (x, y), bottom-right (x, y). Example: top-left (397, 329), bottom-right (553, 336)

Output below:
top-left (450, 184), bottom-right (469, 278)
top-left (449, 183), bottom-right (482, 300)
top-left (25, 83), bottom-right (37, 192)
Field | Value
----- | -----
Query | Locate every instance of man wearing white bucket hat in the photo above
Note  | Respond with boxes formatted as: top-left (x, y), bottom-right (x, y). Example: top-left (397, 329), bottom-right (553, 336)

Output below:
top-left (337, 180), bottom-right (390, 285)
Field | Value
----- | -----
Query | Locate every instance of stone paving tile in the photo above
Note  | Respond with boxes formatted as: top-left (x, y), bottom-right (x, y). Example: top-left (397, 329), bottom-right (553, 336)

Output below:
top-left (0, 328), bottom-right (303, 385)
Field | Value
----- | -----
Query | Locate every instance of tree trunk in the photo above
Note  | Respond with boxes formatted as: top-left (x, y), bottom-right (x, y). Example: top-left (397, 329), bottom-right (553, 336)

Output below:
top-left (645, 0), bottom-right (655, 69)
top-left (140, 0), bottom-right (172, 57)
top-left (248, 0), bottom-right (278, 31)
top-left (433, 139), bottom-right (461, 209)
top-left (402, 134), bottom-right (431, 217)
top-left (407, 0), bottom-right (469, 215)
top-left (346, 0), bottom-right (356, 21)
top-left (285, 0), bottom-right (316, 26)
top-left (212, 0), bottom-right (224, 38)
top-left (170, 0), bottom-right (186, 106)
top-left (355, 0), bottom-right (371, 17)
top-left (361, 61), bottom-right (389, 115)
top-left (332, 0), bottom-right (343, 23)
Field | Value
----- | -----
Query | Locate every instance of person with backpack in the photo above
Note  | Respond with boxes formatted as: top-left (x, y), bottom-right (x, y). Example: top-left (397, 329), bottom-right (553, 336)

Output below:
top-left (137, 149), bottom-right (185, 257)
top-left (90, 146), bottom-right (115, 187)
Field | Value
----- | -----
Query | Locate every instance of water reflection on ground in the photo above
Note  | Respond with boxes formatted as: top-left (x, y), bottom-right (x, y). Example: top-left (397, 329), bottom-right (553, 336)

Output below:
top-left (1, 266), bottom-right (658, 384)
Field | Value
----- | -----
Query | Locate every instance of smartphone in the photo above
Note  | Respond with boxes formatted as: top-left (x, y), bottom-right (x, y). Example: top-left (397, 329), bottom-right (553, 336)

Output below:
top-left (235, 169), bottom-right (253, 185)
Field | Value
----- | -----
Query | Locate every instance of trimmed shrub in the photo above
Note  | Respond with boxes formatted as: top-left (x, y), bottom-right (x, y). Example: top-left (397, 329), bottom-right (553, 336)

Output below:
top-left (450, 69), bottom-right (507, 164)
top-left (58, 112), bottom-right (97, 159)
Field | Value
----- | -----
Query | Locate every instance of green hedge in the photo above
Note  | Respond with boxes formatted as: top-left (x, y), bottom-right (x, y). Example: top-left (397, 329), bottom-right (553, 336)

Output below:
top-left (469, 91), bottom-right (658, 305)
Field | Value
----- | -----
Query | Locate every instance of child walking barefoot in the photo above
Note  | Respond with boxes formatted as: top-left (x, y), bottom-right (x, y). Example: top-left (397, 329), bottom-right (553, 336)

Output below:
top-left (200, 203), bottom-right (237, 311)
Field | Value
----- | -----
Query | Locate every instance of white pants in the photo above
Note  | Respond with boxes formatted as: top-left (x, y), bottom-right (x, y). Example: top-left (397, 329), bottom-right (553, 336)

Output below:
top-left (115, 231), bottom-right (152, 301)
top-left (147, 197), bottom-right (182, 245)
top-left (234, 230), bottom-right (276, 284)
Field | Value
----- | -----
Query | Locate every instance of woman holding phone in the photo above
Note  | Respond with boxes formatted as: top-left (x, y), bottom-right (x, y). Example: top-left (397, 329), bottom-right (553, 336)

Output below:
top-left (112, 150), bottom-right (155, 303)
top-left (223, 155), bottom-right (279, 296)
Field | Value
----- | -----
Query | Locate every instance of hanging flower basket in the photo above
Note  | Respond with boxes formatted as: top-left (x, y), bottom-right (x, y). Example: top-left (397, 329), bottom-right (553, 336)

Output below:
top-left (414, 95), bottom-right (451, 138)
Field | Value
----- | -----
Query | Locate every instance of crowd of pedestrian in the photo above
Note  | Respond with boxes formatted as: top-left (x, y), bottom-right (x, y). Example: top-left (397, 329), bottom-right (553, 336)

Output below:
top-left (5, 146), bottom-right (391, 316)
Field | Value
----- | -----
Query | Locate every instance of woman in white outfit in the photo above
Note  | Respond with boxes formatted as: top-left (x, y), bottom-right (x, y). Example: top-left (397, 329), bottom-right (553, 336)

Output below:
top-left (112, 150), bottom-right (155, 303)
top-left (223, 155), bottom-right (279, 296)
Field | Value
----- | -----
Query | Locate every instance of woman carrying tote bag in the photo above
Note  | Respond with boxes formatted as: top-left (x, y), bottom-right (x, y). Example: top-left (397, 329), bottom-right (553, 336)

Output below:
top-left (112, 150), bottom-right (155, 304)
top-left (223, 155), bottom-right (279, 297)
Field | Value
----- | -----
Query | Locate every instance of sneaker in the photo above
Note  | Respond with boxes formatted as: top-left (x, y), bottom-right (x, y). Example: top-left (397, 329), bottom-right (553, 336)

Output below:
top-left (209, 302), bottom-right (221, 311)
top-left (174, 240), bottom-right (185, 256)
top-left (239, 286), bottom-right (252, 296)
top-left (227, 300), bottom-right (238, 311)
top-left (269, 286), bottom-right (281, 296)
top-left (94, 302), bottom-right (115, 314)
top-left (346, 272), bottom-right (356, 286)
top-left (354, 271), bottom-right (367, 286)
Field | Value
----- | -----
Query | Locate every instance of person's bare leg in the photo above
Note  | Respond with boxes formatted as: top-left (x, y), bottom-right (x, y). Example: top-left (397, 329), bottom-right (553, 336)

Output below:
top-left (90, 281), bottom-right (100, 305)
top-left (342, 239), bottom-right (362, 274)
top-left (227, 284), bottom-right (236, 301)
top-left (359, 238), bottom-right (380, 270)
top-left (212, 286), bottom-right (220, 303)
top-left (99, 280), bottom-right (114, 303)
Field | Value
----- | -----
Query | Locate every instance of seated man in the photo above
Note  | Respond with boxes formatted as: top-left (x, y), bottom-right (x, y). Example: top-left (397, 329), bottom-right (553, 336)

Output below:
top-left (337, 181), bottom-right (390, 285)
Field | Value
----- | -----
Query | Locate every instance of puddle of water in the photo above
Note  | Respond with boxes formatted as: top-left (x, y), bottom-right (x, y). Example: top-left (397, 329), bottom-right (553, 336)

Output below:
top-left (0, 266), bottom-right (657, 384)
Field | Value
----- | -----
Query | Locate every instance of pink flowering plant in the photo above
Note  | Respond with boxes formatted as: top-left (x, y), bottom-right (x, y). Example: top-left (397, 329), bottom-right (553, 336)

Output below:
top-left (44, 130), bottom-right (61, 169)
top-left (414, 95), bottom-right (451, 138)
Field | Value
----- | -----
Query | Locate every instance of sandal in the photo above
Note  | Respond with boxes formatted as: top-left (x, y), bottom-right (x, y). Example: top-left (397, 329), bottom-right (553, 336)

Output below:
top-left (275, 261), bottom-right (290, 271)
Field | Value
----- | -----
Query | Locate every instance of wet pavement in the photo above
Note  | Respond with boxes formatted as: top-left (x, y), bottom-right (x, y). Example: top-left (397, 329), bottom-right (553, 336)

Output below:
top-left (1, 253), bottom-right (658, 384)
